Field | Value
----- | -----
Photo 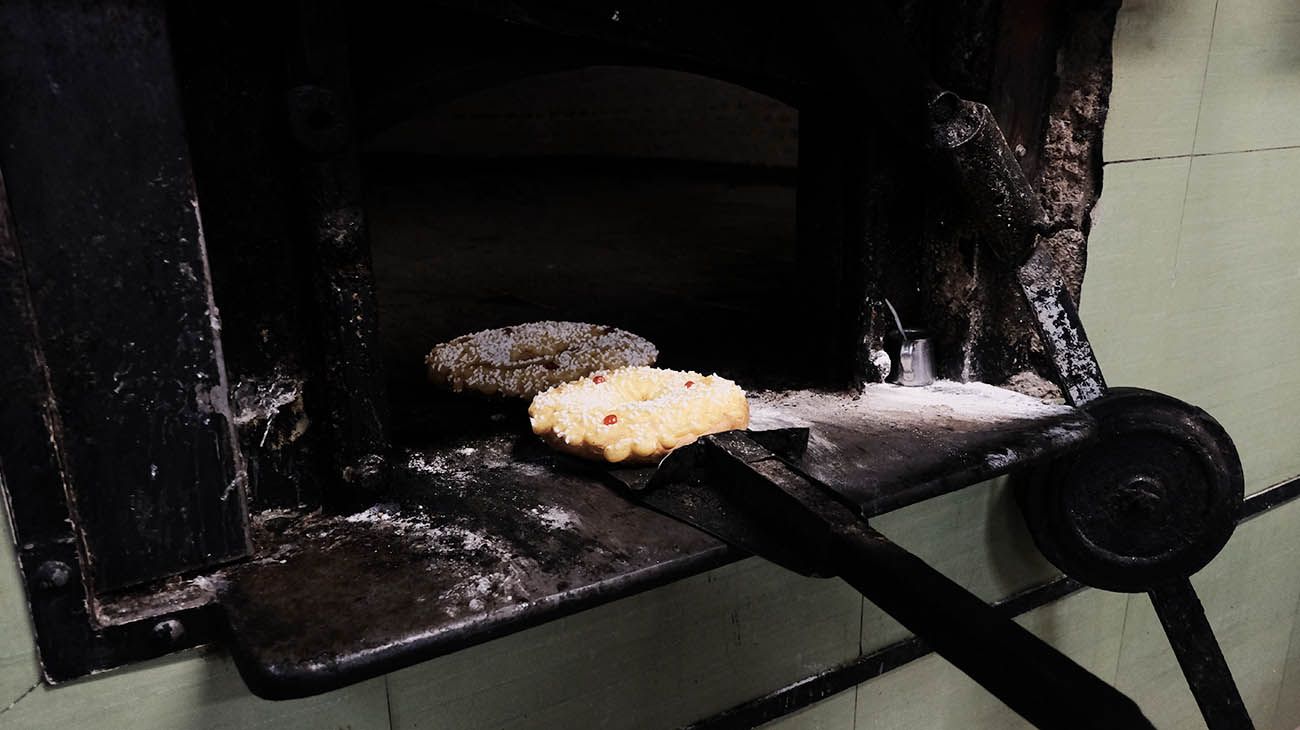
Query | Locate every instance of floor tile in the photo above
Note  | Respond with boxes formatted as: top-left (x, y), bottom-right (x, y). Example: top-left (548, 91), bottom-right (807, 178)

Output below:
top-left (864, 478), bottom-right (1060, 654)
top-left (1114, 501), bottom-right (1300, 729)
top-left (1271, 586), bottom-right (1300, 730)
top-left (854, 588), bottom-right (1128, 730)
top-left (0, 503), bottom-right (39, 708)
top-left (1087, 150), bottom-right (1300, 493)
top-left (1104, 0), bottom-right (1218, 161)
top-left (0, 648), bottom-right (390, 730)
top-left (1195, 0), bottom-right (1300, 154)
top-left (1082, 156), bottom-right (1191, 388)
top-left (1166, 149), bottom-right (1300, 491)
top-left (386, 558), bottom-right (862, 730)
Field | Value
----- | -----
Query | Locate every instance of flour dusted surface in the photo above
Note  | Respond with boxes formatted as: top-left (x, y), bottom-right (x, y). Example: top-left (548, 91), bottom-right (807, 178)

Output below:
top-left (749, 380), bottom-right (1074, 432)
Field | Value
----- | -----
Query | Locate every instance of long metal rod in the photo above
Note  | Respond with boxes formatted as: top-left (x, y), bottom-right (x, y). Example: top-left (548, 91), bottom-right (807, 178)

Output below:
top-left (926, 93), bottom-right (1109, 406)
top-left (1014, 246), bottom-right (1108, 406)
top-left (287, 0), bottom-right (391, 507)
top-left (683, 576), bottom-right (1086, 730)
top-left (1148, 579), bottom-right (1254, 730)
top-left (832, 524), bottom-right (1152, 729)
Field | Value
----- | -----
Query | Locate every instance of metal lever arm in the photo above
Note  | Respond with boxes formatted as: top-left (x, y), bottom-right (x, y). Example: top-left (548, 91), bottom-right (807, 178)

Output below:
top-left (697, 432), bottom-right (1153, 729)
top-left (831, 523), bottom-right (1152, 730)
top-left (928, 94), bottom-right (1108, 406)
top-left (1149, 579), bottom-right (1253, 730)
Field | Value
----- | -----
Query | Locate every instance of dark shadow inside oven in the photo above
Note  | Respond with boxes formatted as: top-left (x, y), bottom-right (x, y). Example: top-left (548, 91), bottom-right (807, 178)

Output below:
top-left (362, 66), bottom-right (816, 443)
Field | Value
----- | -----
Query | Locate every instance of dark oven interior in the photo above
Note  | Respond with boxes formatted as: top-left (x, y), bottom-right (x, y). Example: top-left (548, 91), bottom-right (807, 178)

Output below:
top-left (365, 65), bottom-right (808, 444)
top-left (173, 2), bottom-right (925, 512)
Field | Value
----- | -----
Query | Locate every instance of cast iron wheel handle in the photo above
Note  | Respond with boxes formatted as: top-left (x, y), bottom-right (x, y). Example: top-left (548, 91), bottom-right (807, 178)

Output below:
top-left (1017, 389), bottom-right (1253, 729)
top-left (828, 523), bottom-right (1154, 730)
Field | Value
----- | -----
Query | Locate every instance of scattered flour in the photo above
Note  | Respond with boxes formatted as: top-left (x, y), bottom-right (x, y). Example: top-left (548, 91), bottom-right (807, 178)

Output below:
top-left (869, 349), bottom-right (893, 377)
top-left (344, 504), bottom-right (430, 535)
top-left (403, 441), bottom-right (517, 487)
top-left (749, 380), bottom-right (1073, 431)
top-left (231, 373), bottom-right (301, 427)
top-left (983, 447), bottom-right (1017, 470)
top-left (427, 524), bottom-right (506, 556)
top-left (405, 451), bottom-right (474, 483)
top-left (530, 505), bottom-right (576, 531)
top-left (340, 504), bottom-right (531, 617)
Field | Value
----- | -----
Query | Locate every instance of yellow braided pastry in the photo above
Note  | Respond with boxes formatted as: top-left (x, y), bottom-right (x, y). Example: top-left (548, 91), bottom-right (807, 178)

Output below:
top-left (529, 366), bottom-right (750, 464)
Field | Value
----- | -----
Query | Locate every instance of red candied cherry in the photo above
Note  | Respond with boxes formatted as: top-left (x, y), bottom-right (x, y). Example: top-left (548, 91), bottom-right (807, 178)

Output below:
top-left (593, 375), bottom-right (606, 384)
top-left (603, 414), bottom-right (618, 425)
top-left (684, 381), bottom-right (695, 388)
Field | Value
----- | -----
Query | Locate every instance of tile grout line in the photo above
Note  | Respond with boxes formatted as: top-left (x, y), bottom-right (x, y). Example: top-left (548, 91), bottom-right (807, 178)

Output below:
top-left (1105, 142), bottom-right (1300, 166)
top-left (384, 675), bottom-right (396, 730)
top-left (1169, 0), bottom-right (1220, 287)
top-left (0, 680), bottom-right (41, 716)
top-left (1109, 594), bottom-right (1134, 691)
top-left (850, 596), bottom-right (865, 730)
top-left (1188, 0), bottom-right (1221, 160)
top-left (1166, 156), bottom-right (1193, 288)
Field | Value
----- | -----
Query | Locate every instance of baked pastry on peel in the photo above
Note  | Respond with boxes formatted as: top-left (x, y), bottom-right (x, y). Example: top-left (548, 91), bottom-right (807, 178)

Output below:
top-left (529, 366), bottom-right (750, 464)
top-left (426, 321), bottom-right (657, 398)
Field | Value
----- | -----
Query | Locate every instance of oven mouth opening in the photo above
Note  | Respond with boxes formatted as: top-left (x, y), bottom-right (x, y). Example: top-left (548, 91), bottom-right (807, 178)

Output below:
top-left (362, 65), bottom-right (824, 446)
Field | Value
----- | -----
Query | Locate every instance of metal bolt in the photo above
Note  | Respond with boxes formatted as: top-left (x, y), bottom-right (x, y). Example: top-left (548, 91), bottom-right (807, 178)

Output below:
top-left (152, 619), bottom-right (185, 646)
top-left (1117, 476), bottom-right (1164, 517)
top-left (34, 560), bottom-right (70, 590)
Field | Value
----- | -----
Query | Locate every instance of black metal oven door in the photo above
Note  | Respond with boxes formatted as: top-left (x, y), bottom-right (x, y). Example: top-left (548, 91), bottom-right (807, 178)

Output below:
top-left (0, 0), bottom-right (250, 679)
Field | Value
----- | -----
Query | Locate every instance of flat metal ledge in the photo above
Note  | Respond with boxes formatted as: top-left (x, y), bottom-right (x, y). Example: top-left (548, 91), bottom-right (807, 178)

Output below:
top-left (221, 445), bottom-right (736, 699)
top-left (216, 382), bottom-right (1096, 700)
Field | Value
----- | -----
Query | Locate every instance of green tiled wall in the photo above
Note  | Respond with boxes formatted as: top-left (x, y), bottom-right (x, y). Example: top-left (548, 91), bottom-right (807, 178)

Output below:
top-left (3, 0), bottom-right (1300, 727)
top-left (851, 588), bottom-right (1129, 730)
top-left (384, 559), bottom-right (861, 730)
top-left (1084, 0), bottom-right (1300, 726)
top-left (1085, 148), bottom-right (1300, 492)
top-left (1111, 502), bottom-right (1300, 729)
top-left (0, 515), bottom-right (38, 710)
top-left (1104, 0), bottom-right (1217, 161)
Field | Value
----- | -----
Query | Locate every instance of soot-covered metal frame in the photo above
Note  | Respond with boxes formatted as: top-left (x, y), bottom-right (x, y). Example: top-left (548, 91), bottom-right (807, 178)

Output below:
top-left (0, 1), bottom-right (1279, 728)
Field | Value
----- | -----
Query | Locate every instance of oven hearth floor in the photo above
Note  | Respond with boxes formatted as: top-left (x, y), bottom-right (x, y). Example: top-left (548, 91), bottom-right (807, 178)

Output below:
top-left (218, 381), bottom-right (1094, 699)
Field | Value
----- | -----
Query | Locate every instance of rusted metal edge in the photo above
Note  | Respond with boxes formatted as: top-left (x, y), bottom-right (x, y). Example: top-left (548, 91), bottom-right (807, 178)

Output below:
top-left (287, 1), bottom-right (392, 509)
top-left (0, 0), bottom-right (251, 592)
top-left (0, 163), bottom-right (224, 681)
top-left (223, 543), bottom-right (738, 700)
top-left (1014, 247), bottom-right (1108, 406)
